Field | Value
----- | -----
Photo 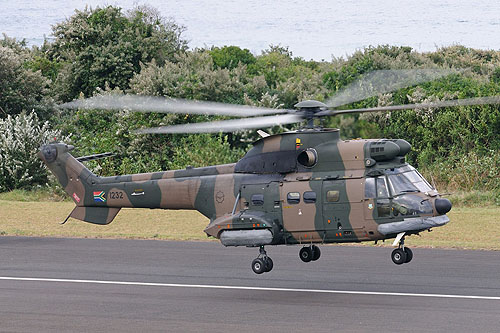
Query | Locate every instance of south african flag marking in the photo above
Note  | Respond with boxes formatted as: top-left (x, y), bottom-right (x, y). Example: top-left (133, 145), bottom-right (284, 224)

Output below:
top-left (93, 191), bottom-right (106, 203)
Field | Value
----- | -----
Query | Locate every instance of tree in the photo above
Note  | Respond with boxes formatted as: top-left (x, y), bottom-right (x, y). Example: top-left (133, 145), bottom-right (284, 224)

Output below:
top-left (209, 46), bottom-right (256, 70)
top-left (0, 40), bottom-right (50, 118)
top-left (49, 5), bottom-right (187, 101)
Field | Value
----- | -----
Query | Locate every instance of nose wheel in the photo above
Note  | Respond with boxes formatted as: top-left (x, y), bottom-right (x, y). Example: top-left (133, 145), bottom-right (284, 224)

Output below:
top-left (251, 246), bottom-right (274, 274)
top-left (391, 233), bottom-right (413, 265)
top-left (299, 245), bottom-right (321, 263)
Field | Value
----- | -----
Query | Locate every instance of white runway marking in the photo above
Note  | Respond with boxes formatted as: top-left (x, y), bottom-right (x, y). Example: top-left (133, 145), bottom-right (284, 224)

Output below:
top-left (0, 276), bottom-right (499, 301)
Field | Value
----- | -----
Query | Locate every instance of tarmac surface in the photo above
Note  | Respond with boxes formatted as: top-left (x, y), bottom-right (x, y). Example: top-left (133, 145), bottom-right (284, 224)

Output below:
top-left (1, 236), bottom-right (500, 332)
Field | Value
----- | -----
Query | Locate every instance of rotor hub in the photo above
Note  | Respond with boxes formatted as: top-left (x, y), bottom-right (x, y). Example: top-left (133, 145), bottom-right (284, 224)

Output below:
top-left (294, 100), bottom-right (328, 128)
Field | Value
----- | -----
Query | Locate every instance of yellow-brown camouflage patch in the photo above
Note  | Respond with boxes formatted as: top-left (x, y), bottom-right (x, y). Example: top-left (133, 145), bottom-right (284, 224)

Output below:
top-left (214, 174), bottom-right (236, 218)
top-left (64, 156), bottom-right (86, 206)
top-left (337, 140), bottom-right (367, 170)
top-left (281, 175), bottom-right (322, 242)
top-left (261, 136), bottom-right (282, 153)
top-left (158, 178), bottom-right (199, 209)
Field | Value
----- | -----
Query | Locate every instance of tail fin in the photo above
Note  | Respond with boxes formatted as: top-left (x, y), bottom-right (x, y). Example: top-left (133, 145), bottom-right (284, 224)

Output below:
top-left (39, 142), bottom-right (120, 225)
top-left (39, 142), bottom-right (96, 206)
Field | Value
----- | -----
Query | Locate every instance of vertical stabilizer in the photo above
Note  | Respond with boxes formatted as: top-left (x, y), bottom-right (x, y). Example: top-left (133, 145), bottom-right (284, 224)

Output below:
top-left (39, 143), bottom-right (98, 207)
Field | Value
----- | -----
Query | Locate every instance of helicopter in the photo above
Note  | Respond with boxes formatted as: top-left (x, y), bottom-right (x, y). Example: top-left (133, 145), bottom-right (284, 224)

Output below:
top-left (39, 69), bottom-right (500, 274)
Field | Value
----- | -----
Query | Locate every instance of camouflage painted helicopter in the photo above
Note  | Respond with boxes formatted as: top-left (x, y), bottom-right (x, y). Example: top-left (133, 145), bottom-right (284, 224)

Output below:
top-left (39, 69), bottom-right (500, 274)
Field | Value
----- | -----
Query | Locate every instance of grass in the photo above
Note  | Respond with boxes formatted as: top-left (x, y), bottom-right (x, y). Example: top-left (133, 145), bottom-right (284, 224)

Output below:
top-left (0, 188), bottom-right (68, 202)
top-left (1, 199), bottom-right (500, 250)
top-left (388, 206), bottom-right (500, 250)
top-left (447, 190), bottom-right (500, 207)
top-left (0, 200), bottom-right (210, 241)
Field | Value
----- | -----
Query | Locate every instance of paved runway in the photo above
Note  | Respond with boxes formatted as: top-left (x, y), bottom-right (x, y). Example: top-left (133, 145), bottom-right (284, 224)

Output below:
top-left (1, 237), bottom-right (499, 332)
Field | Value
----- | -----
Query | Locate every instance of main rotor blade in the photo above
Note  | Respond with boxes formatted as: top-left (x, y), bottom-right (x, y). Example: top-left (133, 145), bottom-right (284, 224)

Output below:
top-left (325, 69), bottom-right (456, 108)
top-left (320, 96), bottom-right (500, 116)
top-left (135, 114), bottom-right (303, 134)
top-left (60, 95), bottom-right (288, 117)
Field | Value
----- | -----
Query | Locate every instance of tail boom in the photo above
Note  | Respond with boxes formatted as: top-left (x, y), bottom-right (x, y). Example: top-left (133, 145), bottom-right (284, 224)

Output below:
top-left (39, 142), bottom-right (237, 225)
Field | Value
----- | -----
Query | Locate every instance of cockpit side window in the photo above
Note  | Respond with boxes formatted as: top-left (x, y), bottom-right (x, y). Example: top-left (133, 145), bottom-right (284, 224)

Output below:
top-left (376, 176), bottom-right (388, 198)
top-left (375, 176), bottom-right (390, 217)
top-left (365, 178), bottom-right (376, 198)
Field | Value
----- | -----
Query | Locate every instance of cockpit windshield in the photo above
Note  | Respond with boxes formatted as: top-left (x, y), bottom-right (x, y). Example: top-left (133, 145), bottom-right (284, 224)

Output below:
top-left (386, 166), bottom-right (433, 195)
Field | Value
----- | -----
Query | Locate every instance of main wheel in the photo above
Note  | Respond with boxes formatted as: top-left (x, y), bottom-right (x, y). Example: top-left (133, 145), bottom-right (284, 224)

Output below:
top-left (404, 247), bottom-right (413, 263)
top-left (299, 247), bottom-right (313, 262)
top-left (311, 245), bottom-right (321, 261)
top-left (264, 257), bottom-right (274, 272)
top-left (391, 248), bottom-right (407, 265)
top-left (252, 258), bottom-right (266, 274)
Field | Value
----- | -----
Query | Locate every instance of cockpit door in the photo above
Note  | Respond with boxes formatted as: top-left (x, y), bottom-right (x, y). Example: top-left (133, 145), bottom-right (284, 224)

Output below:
top-left (364, 176), bottom-right (392, 220)
top-left (363, 177), bottom-right (376, 220)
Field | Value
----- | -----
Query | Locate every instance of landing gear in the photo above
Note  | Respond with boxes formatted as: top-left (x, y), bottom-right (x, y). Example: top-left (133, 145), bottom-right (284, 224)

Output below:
top-left (312, 245), bottom-right (321, 261)
top-left (251, 258), bottom-right (266, 274)
top-left (264, 256), bottom-right (273, 271)
top-left (403, 247), bottom-right (413, 263)
top-left (391, 233), bottom-right (413, 265)
top-left (299, 245), bottom-right (321, 263)
top-left (299, 247), bottom-right (312, 262)
top-left (391, 248), bottom-right (406, 265)
top-left (251, 246), bottom-right (273, 274)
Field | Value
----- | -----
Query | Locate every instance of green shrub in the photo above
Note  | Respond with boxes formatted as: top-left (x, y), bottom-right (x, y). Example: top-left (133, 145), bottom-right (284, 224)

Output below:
top-left (49, 5), bottom-right (187, 101)
top-left (166, 134), bottom-right (245, 170)
top-left (209, 46), bottom-right (256, 70)
top-left (0, 111), bottom-right (62, 191)
top-left (421, 150), bottom-right (500, 192)
top-left (0, 44), bottom-right (50, 117)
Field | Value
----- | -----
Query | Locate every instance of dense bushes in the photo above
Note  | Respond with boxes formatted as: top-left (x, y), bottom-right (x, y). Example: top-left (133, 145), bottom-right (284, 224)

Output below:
top-left (0, 42), bottom-right (51, 118)
top-left (0, 5), bottom-right (499, 195)
top-left (0, 112), bottom-right (62, 191)
top-left (47, 5), bottom-right (187, 101)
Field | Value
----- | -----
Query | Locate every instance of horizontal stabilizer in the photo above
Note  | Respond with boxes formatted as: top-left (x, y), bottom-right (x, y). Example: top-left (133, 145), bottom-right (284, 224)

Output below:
top-left (69, 206), bottom-right (120, 225)
top-left (76, 152), bottom-right (114, 162)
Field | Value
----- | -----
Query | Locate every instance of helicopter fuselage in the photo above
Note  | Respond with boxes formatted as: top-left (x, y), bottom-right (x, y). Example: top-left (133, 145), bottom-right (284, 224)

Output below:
top-left (39, 128), bottom-right (451, 250)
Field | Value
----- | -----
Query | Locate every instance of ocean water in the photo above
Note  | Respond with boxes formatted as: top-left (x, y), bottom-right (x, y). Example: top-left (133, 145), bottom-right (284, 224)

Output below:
top-left (0, 0), bottom-right (499, 60)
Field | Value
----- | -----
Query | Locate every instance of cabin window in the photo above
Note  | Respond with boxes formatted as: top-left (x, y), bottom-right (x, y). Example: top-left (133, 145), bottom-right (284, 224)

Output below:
top-left (287, 192), bottom-right (300, 204)
top-left (326, 190), bottom-right (340, 202)
top-left (251, 194), bottom-right (264, 206)
top-left (365, 177), bottom-right (376, 198)
top-left (303, 191), bottom-right (317, 203)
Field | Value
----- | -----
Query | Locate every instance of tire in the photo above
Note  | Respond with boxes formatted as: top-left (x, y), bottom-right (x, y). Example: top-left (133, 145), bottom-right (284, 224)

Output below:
top-left (264, 257), bottom-right (274, 272)
top-left (252, 258), bottom-right (266, 274)
top-left (391, 248), bottom-right (407, 265)
top-left (312, 245), bottom-right (321, 261)
top-left (404, 247), bottom-right (413, 263)
top-left (299, 247), bottom-right (313, 263)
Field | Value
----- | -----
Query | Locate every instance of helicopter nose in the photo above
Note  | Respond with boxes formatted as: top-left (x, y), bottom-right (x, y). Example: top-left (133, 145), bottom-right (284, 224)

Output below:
top-left (435, 198), bottom-right (452, 215)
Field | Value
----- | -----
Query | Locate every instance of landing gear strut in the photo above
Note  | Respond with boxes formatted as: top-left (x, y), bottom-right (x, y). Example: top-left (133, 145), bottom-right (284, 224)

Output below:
top-left (391, 233), bottom-right (413, 265)
top-left (251, 246), bottom-right (273, 274)
top-left (299, 245), bottom-right (321, 263)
